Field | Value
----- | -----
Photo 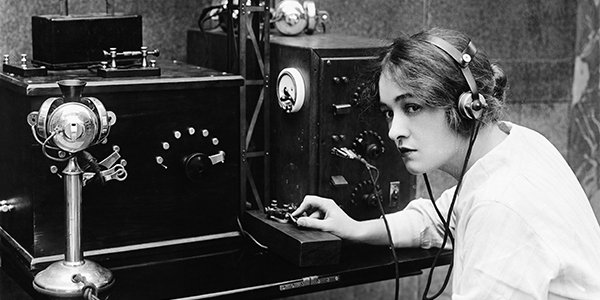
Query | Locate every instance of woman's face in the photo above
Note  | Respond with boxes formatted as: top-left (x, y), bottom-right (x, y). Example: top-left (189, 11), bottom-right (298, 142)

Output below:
top-left (378, 71), bottom-right (466, 175)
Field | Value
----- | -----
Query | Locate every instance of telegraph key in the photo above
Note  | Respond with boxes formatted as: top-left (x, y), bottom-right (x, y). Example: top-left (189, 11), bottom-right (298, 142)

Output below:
top-left (97, 46), bottom-right (161, 77)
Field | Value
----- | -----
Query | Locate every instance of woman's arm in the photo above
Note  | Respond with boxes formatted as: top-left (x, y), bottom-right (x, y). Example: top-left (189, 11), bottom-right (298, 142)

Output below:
top-left (292, 192), bottom-right (454, 248)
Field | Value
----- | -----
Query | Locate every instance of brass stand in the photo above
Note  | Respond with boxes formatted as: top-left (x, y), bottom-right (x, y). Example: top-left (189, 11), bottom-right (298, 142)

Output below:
top-left (33, 157), bottom-right (114, 298)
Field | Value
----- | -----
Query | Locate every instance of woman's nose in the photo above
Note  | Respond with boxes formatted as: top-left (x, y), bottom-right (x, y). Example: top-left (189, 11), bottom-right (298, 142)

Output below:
top-left (388, 115), bottom-right (409, 141)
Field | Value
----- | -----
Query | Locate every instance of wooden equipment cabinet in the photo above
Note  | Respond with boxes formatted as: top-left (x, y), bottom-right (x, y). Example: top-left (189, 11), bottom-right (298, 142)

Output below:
top-left (0, 61), bottom-right (244, 272)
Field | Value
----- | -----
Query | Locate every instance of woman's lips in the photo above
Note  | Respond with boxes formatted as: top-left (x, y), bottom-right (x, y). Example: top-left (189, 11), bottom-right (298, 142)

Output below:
top-left (398, 147), bottom-right (416, 157)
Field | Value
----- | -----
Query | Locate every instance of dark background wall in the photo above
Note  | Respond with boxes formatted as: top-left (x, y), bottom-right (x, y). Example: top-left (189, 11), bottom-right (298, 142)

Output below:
top-left (0, 0), bottom-right (596, 299)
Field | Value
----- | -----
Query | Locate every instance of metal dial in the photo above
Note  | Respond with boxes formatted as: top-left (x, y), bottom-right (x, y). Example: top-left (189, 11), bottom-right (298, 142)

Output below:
top-left (277, 68), bottom-right (306, 113)
top-left (352, 130), bottom-right (385, 160)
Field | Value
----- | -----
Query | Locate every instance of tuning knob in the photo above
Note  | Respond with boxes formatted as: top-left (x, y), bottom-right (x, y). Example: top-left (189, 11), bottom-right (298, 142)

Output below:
top-left (350, 180), bottom-right (381, 207)
top-left (182, 151), bottom-right (225, 181)
top-left (352, 130), bottom-right (385, 160)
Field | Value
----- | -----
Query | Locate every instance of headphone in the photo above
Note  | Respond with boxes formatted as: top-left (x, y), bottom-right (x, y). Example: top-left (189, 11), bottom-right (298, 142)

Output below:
top-left (425, 36), bottom-right (487, 120)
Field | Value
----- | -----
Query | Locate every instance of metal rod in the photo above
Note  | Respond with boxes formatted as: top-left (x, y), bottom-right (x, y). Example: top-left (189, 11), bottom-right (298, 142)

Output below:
top-left (263, 1), bottom-right (271, 207)
top-left (239, 0), bottom-right (248, 213)
top-left (63, 157), bottom-right (83, 264)
top-left (106, 0), bottom-right (115, 15)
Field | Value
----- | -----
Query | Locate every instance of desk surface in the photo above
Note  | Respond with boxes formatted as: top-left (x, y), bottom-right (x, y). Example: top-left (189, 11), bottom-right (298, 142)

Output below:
top-left (1, 238), bottom-right (451, 300)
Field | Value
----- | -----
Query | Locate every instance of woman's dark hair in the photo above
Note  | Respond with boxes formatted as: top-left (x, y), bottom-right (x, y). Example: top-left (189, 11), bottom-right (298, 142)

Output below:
top-left (365, 27), bottom-right (508, 135)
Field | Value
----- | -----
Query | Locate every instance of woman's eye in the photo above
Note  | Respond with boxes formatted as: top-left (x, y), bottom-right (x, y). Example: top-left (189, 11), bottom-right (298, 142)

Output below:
top-left (404, 103), bottom-right (422, 114)
top-left (381, 109), bottom-right (393, 120)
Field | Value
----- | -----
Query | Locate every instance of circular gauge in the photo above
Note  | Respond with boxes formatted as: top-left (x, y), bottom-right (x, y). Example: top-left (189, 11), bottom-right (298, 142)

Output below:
top-left (276, 67), bottom-right (306, 113)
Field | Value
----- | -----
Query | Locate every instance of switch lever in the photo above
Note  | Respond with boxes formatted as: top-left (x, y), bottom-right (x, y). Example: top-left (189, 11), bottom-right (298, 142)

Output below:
top-left (332, 104), bottom-right (352, 115)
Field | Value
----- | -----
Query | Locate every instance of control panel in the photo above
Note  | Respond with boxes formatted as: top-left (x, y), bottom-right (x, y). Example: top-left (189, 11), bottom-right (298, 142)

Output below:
top-left (269, 34), bottom-right (415, 221)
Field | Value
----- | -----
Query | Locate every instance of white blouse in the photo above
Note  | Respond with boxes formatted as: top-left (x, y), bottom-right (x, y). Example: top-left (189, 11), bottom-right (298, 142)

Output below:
top-left (387, 122), bottom-right (600, 299)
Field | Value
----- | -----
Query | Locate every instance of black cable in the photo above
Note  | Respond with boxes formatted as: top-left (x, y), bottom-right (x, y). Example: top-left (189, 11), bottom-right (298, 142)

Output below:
top-left (423, 173), bottom-right (454, 244)
top-left (365, 163), bottom-right (399, 300)
top-left (236, 216), bottom-right (268, 250)
top-left (421, 120), bottom-right (482, 300)
top-left (76, 151), bottom-right (106, 185)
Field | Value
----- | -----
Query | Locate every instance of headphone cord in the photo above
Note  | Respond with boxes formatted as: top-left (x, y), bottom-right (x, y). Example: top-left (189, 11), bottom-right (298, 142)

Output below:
top-left (364, 162), bottom-right (400, 300)
top-left (423, 173), bottom-right (454, 244)
top-left (421, 120), bottom-right (482, 300)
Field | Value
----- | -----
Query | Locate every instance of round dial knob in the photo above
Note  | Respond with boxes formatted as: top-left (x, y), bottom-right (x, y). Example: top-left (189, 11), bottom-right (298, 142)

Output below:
top-left (350, 180), bottom-right (381, 207)
top-left (352, 130), bottom-right (385, 160)
top-left (183, 153), bottom-right (210, 181)
top-left (181, 150), bottom-right (226, 182)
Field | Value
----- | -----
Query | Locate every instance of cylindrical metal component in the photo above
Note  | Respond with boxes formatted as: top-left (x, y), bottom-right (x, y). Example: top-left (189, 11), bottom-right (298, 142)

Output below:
top-left (110, 48), bottom-right (117, 68)
top-left (58, 79), bottom-right (86, 103)
top-left (63, 157), bottom-right (83, 265)
top-left (20, 54), bottom-right (27, 67)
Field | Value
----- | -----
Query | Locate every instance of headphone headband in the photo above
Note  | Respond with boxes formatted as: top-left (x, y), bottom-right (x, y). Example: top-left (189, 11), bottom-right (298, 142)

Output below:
top-left (425, 36), bottom-right (479, 99)
top-left (424, 35), bottom-right (487, 120)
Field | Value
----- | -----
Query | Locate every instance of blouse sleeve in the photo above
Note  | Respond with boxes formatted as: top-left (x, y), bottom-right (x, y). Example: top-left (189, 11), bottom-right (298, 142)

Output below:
top-left (385, 186), bottom-right (457, 249)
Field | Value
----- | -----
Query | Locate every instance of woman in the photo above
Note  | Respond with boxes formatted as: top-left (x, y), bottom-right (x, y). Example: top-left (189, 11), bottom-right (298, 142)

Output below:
top-left (291, 28), bottom-right (600, 299)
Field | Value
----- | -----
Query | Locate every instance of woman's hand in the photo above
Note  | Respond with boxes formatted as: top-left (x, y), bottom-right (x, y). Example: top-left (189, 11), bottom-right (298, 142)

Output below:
top-left (291, 195), bottom-right (361, 241)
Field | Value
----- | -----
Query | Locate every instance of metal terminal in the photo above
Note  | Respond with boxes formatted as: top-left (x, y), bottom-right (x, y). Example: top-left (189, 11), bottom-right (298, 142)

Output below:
top-left (156, 156), bottom-right (167, 169)
top-left (20, 54), bottom-right (27, 68)
top-left (50, 165), bottom-right (59, 174)
top-left (141, 46), bottom-right (148, 67)
top-left (109, 48), bottom-right (117, 68)
top-left (0, 200), bottom-right (14, 213)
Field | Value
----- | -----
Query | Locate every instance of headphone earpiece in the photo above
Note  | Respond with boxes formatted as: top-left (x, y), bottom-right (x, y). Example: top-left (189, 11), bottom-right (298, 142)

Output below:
top-left (458, 92), bottom-right (486, 120)
top-left (425, 36), bottom-right (487, 120)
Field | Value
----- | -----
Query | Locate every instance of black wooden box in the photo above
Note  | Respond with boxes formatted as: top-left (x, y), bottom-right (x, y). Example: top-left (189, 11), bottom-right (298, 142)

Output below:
top-left (0, 61), bottom-right (244, 271)
top-left (267, 34), bottom-right (417, 220)
top-left (32, 14), bottom-right (142, 70)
